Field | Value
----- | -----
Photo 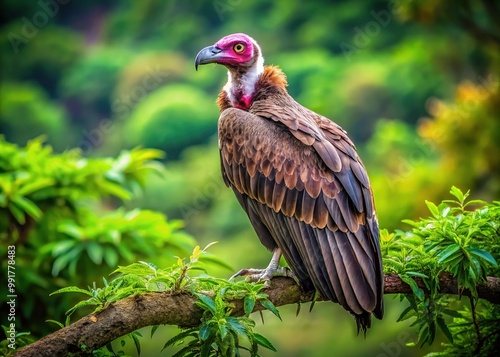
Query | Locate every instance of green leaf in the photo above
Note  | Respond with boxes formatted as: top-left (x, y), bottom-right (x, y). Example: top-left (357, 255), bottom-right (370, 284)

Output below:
top-left (86, 241), bottom-right (104, 265)
top-left (467, 266), bottom-right (477, 285)
top-left (219, 323), bottom-right (228, 340)
top-left (468, 249), bottom-right (497, 266)
top-left (442, 309), bottom-right (462, 318)
top-left (8, 202), bottom-right (26, 224)
top-left (449, 186), bottom-right (465, 203)
top-left (51, 246), bottom-right (83, 276)
top-left (113, 151), bottom-right (132, 174)
top-left (200, 335), bottom-right (215, 357)
top-left (406, 271), bottom-right (428, 279)
top-left (436, 316), bottom-right (454, 343)
top-left (260, 299), bottom-right (281, 320)
top-left (65, 299), bottom-right (99, 316)
top-left (244, 295), bottom-right (256, 317)
top-left (105, 342), bottom-right (115, 354)
top-left (400, 275), bottom-right (424, 301)
top-left (162, 329), bottom-right (197, 351)
top-left (57, 223), bottom-right (84, 239)
top-left (130, 331), bottom-right (141, 355)
top-left (223, 332), bottom-right (235, 355)
top-left (30, 187), bottom-right (59, 200)
top-left (12, 196), bottom-right (43, 220)
top-left (397, 305), bottom-right (416, 322)
top-left (187, 266), bottom-right (207, 273)
top-left (50, 286), bottom-right (93, 297)
top-left (464, 199), bottom-right (487, 207)
top-left (199, 324), bottom-right (212, 341)
top-left (197, 277), bottom-right (230, 286)
top-left (103, 246), bottom-right (119, 267)
top-left (113, 262), bottom-right (156, 276)
top-left (52, 240), bottom-right (78, 257)
top-left (425, 200), bottom-right (440, 218)
top-left (402, 219), bottom-right (420, 228)
top-left (226, 317), bottom-right (249, 337)
top-left (418, 326), bottom-right (431, 346)
top-left (254, 333), bottom-right (277, 351)
top-left (441, 206), bottom-right (450, 217)
top-left (97, 180), bottom-right (131, 200)
top-left (437, 244), bottom-right (461, 264)
top-left (46, 319), bottom-right (64, 329)
top-left (16, 177), bottom-right (54, 196)
top-left (195, 293), bottom-right (216, 314)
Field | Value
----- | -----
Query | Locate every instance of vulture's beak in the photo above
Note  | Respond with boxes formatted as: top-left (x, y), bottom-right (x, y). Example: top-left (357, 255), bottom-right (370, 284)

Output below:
top-left (195, 45), bottom-right (223, 71)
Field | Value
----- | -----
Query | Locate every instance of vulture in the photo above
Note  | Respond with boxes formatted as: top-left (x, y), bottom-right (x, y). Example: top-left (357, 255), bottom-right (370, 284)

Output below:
top-left (195, 33), bottom-right (383, 332)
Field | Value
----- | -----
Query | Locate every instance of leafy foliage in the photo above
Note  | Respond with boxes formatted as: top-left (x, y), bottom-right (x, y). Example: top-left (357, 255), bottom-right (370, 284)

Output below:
top-left (122, 84), bottom-right (218, 160)
top-left (0, 138), bottom-right (196, 336)
top-left (418, 79), bottom-right (500, 199)
top-left (0, 326), bottom-right (36, 357)
top-left (382, 187), bottom-right (499, 355)
top-left (0, 83), bottom-right (71, 151)
top-left (165, 289), bottom-right (277, 357)
top-left (3, 181), bottom-right (499, 356)
top-left (424, 301), bottom-right (500, 357)
top-left (51, 243), bottom-right (279, 357)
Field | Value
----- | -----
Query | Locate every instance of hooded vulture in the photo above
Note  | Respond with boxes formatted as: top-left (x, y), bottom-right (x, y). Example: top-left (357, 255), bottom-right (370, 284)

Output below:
top-left (195, 33), bottom-right (383, 332)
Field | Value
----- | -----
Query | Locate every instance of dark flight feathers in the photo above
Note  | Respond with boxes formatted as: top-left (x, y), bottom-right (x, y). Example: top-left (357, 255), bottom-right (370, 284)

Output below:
top-left (218, 66), bottom-right (384, 331)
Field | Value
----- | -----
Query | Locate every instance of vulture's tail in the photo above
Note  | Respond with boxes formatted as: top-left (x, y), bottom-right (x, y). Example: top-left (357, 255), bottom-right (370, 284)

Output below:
top-left (355, 312), bottom-right (372, 336)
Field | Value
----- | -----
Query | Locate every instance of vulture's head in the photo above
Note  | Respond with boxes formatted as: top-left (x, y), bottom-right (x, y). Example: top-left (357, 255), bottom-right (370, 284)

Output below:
top-left (195, 33), bottom-right (263, 72)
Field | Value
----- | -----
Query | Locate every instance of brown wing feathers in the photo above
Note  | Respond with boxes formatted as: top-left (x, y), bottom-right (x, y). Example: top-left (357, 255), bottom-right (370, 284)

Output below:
top-left (218, 66), bottom-right (383, 330)
top-left (220, 110), bottom-right (352, 227)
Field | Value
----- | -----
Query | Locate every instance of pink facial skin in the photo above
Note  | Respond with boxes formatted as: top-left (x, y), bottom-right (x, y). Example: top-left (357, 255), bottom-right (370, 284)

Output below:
top-left (213, 33), bottom-right (254, 66)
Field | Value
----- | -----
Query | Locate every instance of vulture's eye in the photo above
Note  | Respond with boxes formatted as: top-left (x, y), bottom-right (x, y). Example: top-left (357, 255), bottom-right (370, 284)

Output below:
top-left (233, 43), bottom-right (245, 53)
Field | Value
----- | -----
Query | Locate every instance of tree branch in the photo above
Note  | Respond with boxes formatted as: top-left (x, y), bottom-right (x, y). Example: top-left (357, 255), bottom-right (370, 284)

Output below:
top-left (14, 273), bottom-right (500, 357)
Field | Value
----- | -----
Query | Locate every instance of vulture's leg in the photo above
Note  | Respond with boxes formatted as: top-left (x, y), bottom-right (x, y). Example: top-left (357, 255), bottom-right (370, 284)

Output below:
top-left (230, 248), bottom-right (295, 286)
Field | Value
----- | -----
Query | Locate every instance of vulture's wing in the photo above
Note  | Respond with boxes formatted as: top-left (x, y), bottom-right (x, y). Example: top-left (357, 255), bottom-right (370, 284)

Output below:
top-left (218, 105), bottom-right (383, 326)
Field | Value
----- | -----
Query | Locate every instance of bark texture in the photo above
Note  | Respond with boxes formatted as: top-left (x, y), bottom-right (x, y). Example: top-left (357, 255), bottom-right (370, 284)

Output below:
top-left (14, 274), bottom-right (500, 357)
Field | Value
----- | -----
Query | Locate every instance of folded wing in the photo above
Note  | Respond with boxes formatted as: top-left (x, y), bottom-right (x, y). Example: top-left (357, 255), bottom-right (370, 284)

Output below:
top-left (218, 105), bottom-right (383, 330)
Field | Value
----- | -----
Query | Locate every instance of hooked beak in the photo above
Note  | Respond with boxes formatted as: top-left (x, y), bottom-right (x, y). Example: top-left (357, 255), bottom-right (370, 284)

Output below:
top-left (195, 45), bottom-right (223, 71)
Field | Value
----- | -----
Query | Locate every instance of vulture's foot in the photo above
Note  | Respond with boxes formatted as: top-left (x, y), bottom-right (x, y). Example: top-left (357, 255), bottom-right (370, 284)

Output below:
top-left (230, 266), bottom-right (294, 287)
top-left (229, 248), bottom-right (296, 287)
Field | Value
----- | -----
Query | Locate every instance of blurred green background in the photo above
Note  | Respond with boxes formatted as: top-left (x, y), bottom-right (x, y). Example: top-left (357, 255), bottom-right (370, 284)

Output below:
top-left (1, 0), bottom-right (499, 356)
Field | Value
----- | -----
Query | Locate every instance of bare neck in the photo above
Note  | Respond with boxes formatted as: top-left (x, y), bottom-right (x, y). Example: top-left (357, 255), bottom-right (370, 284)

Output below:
top-left (217, 65), bottom-right (289, 112)
top-left (223, 55), bottom-right (264, 110)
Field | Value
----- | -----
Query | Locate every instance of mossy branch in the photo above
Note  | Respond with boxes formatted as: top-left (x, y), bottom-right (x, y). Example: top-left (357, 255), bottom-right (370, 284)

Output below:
top-left (13, 274), bottom-right (500, 357)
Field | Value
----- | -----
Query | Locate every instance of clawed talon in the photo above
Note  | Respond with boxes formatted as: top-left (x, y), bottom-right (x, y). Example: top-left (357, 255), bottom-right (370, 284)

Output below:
top-left (229, 268), bottom-right (272, 287)
top-left (230, 248), bottom-right (297, 287)
top-left (229, 266), bottom-right (297, 287)
top-left (230, 268), bottom-right (264, 281)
